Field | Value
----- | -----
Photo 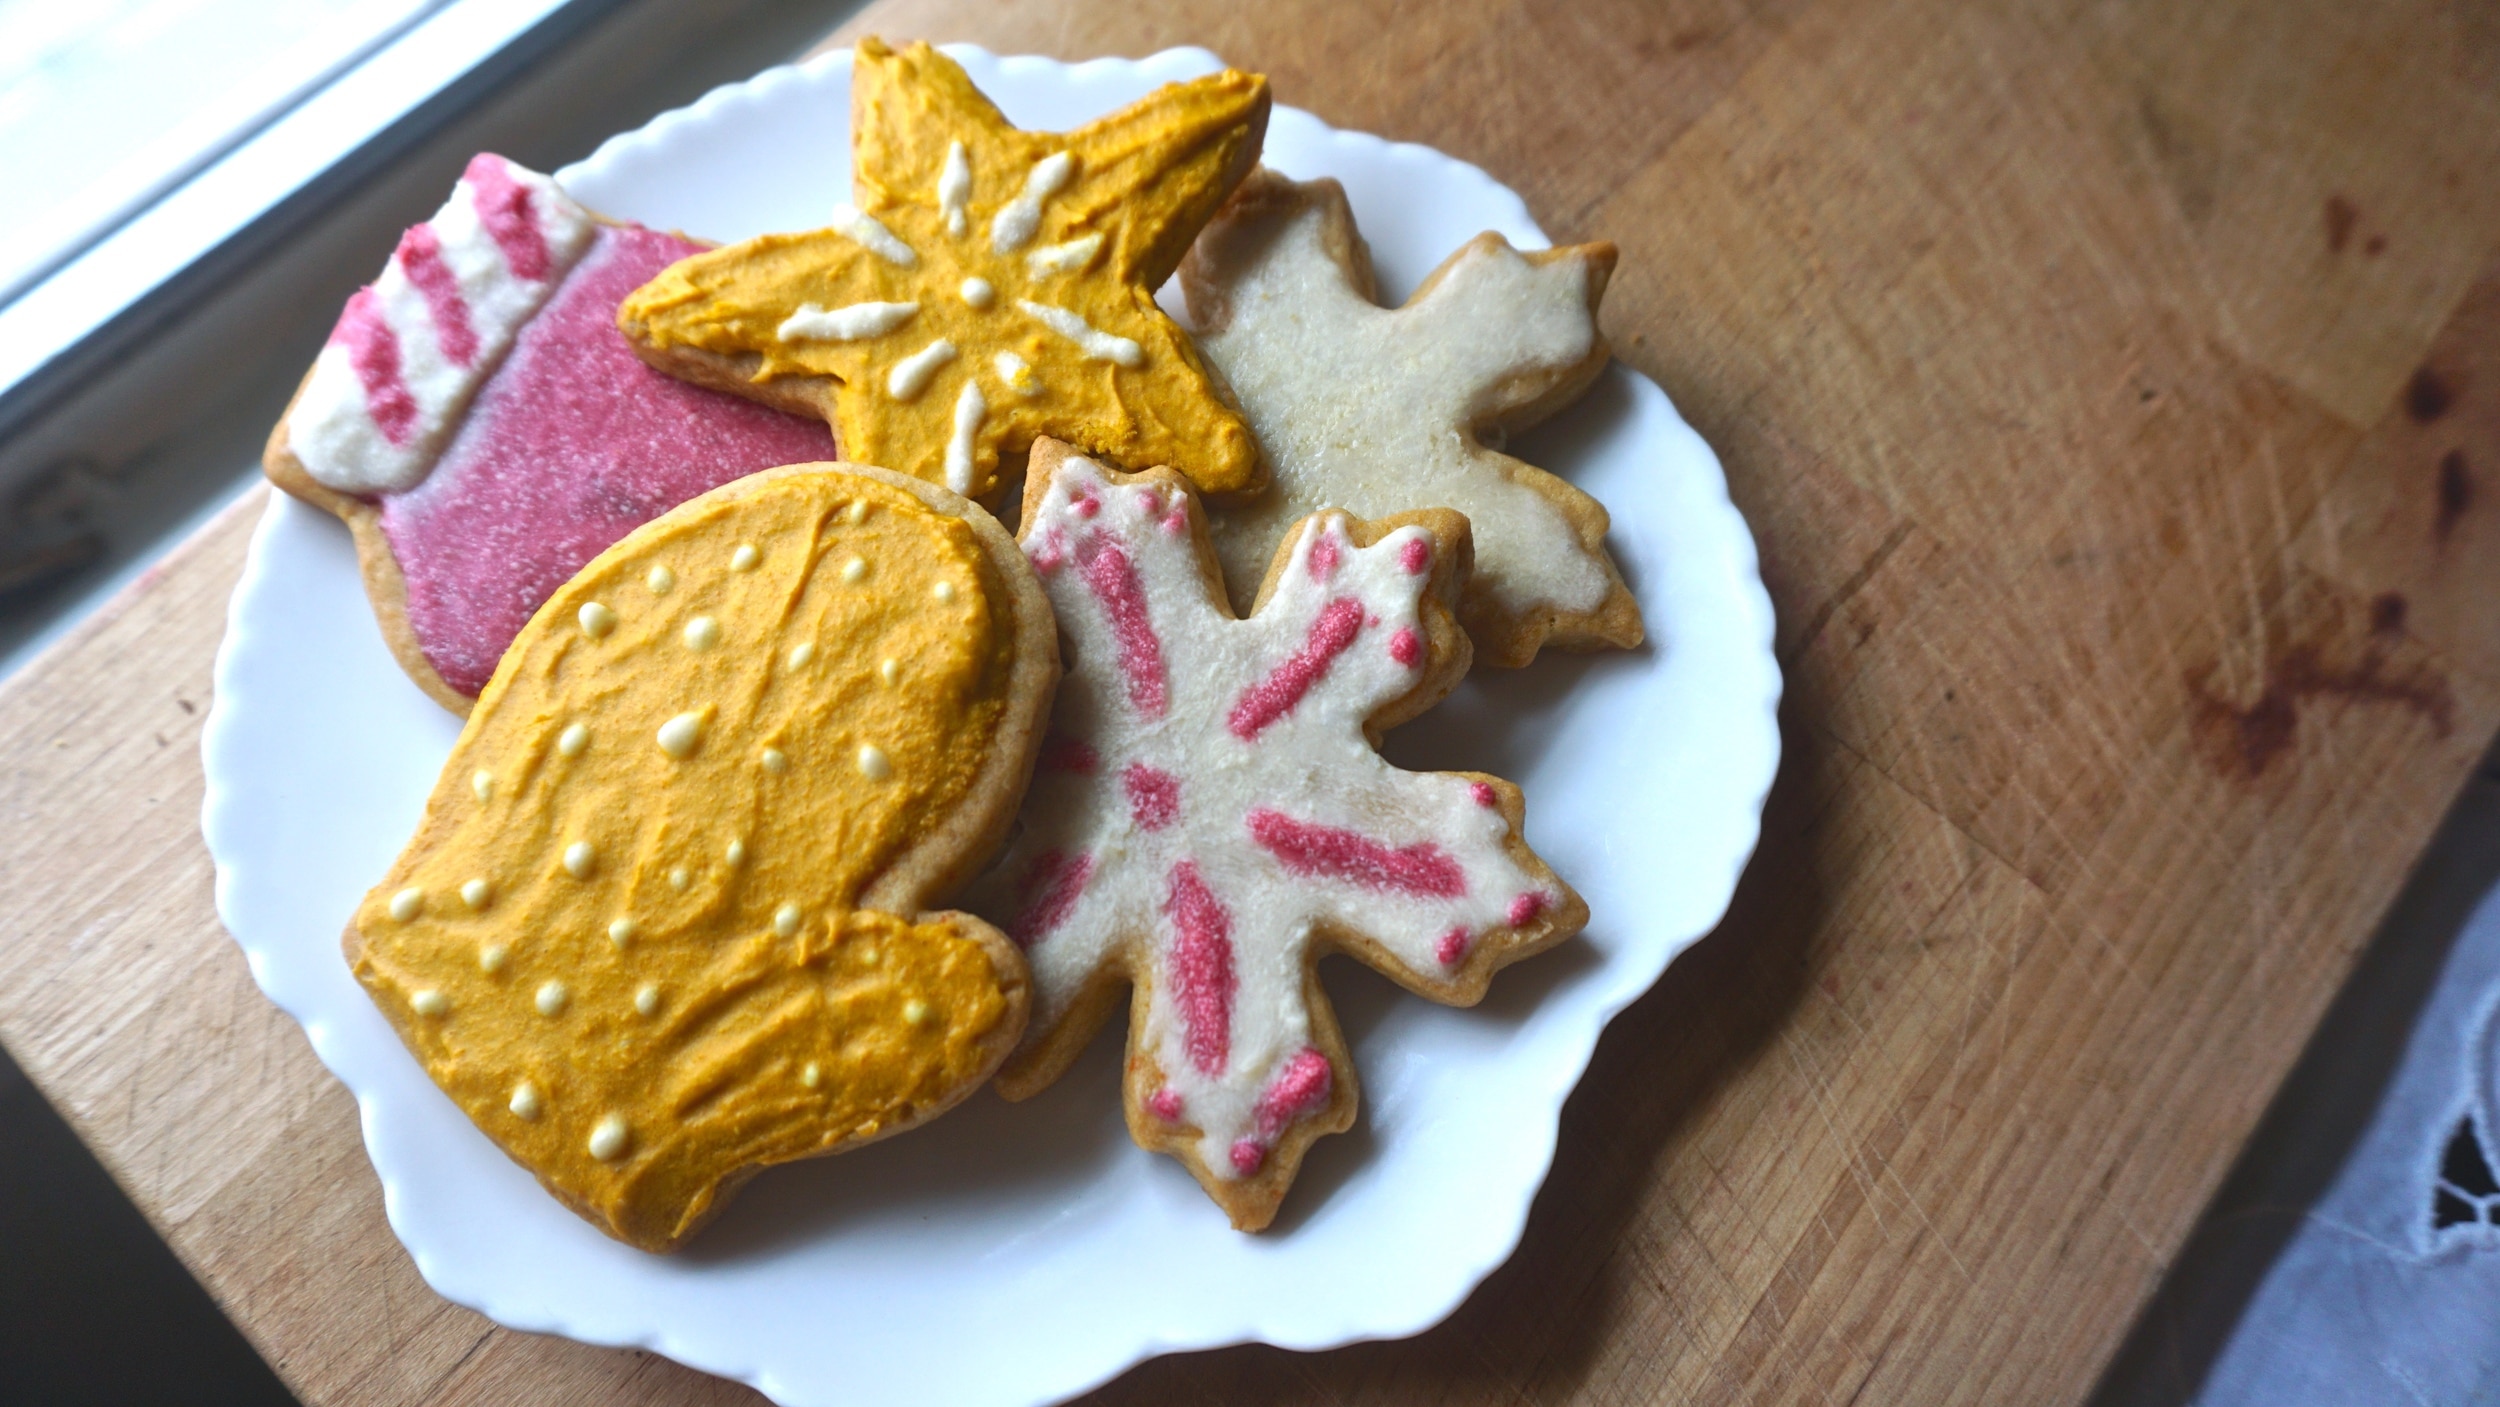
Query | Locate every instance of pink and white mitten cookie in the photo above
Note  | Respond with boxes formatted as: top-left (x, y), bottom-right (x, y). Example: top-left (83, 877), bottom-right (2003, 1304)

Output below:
top-left (1180, 168), bottom-right (1642, 667)
top-left (265, 153), bottom-right (834, 712)
top-left (967, 439), bottom-right (1584, 1230)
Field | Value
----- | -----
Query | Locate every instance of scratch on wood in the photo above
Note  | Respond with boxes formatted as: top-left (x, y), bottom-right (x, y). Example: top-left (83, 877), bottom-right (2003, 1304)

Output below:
top-left (1785, 521), bottom-right (1915, 663)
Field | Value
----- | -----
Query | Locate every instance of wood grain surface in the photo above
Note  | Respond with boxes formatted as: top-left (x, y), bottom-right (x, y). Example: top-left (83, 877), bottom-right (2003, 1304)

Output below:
top-left (3, 0), bottom-right (2496, 1402)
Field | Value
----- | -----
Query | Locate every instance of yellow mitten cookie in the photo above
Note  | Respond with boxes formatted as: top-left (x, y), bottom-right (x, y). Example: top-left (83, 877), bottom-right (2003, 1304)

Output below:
top-left (346, 463), bottom-right (1058, 1251)
top-left (619, 37), bottom-right (1269, 500)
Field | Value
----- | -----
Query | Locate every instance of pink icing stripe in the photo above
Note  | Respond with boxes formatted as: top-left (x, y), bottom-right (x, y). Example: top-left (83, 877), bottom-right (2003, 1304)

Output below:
top-left (1075, 532), bottom-right (1169, 720)
top-left (464, 154), bottom-right (552, 281)
top-left (396, 224), bottom-right (478, 367)
top-left (1164, 861), bottom-right (1235, 1076)
top-left (1010, 850), bottom-right (1094, 948)
top-left (1508, 892), bottom-right (1547, 927)
top-left (1245, 808), bottom-right (1466, 898)
top-left (1038, 733), bottom-right (1100, 774)
top-left (1254, 1047), bottom-right (1334, 1139)
top-left (1123, 761), bottom-right (1180, 831)
top-left (1227, 597), bottom-right (1365, 739)
top-left (336, 288), bottom-right (419, 445)
top-left (1306, 530), bottom-right (1340, 582)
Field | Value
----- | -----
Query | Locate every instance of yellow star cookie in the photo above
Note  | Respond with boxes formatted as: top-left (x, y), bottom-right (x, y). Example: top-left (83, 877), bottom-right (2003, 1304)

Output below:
top-left (346, 462), bottom-right (1059, 1251)
top-left (619, 38), bottom-right (1268, 501)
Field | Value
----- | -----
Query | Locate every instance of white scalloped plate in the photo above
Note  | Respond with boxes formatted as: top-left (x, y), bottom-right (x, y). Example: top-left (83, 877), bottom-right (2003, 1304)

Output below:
top-left (202, 45), bottom-right (1780, 1407)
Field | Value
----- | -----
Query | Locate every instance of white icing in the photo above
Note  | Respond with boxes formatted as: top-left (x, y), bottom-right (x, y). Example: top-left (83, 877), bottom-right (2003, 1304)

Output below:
top-left (829, 203), bottom-right (917, 266)
top-left (989, 151), bottom-right (1073, 253)
top-left (635, 984), bottom-right (661, 1016)
top-left (730, 543), bottom-right (761, 571)
top-left (1026, 232), bottom-right (1104, 277)
top-left (683, 616), bottom-right (721, 650)
top-left (993, 351), bottom-right (1038, 394)
top-left (588, 1113), bottom-right (629, 1161)
top-left (509, 1082), bottom-right (542, 1119)
top-left (557, 722), bottom-right (588, 757)
top-left (608, 917), bottom-right (638, 946)
top-left (937, 140), bottom-right (973, 238)
top-left (479, 943), bottom-right (508, 973)
top-left (536, 980), bottom-right (568, 1015)
top-left (647, 565), bottom-right (675, 593)
top-left (959, 276), bottom-right (995, 309)
top-left (411, 989), bottom-right (448, 1017)
top-left (577, 602), bottom-right (616, 637)
top-left (777, 300), bottom-right (919, 342)
top-left (886, 339), bottom-right (957, 399)
top-left (1188, 189), bottom-right (1612, 620)
top-left (471, 770), bottom-right (494, 802)
top-left (786, 642), bottom-right (816, 668)
top-left (1016, 300), bottom-right (1143, 367)
top-left (460, 877), bottom-right (492, 908)
top-left (561, 842), bottom-right (595, 878)
top-left (944, 380), bottom-right (986, 494)
top-left (774, 903), bottom-right (802, 937)
top-left (656, 711), bottom-right (702, 758)
top-left (389, 886), bottom-right (424, 921)
top-left (969, 455), bottom-right (1551, 1177)
top-left (287, 157), bottom-right (594, 495)
top-left (857, 745), bottom-right (892, 781)
top-left (840, 556), bottom-right (868, 583)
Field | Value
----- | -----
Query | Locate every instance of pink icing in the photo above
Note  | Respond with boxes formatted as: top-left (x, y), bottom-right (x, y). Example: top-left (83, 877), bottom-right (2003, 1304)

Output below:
top-left (465, 153), bottom-right (552, 281)
top-left (1469, 781), bottom-right (1497, 808)
top-left (1306, 531), bottom-right (1339, 581)
top-left (1388, 626), bottom-right (1421, 668)
top-left (1398, 536), bottom-right (1430, 574)
top-left (1038, 733), bottom-right (1100, 774)
top-left (1508, 892), bottom-right (1546, 927)
top-left (1246, 808), bottom-right (1466, 898)
top-left (1254, 1047), bottom-right (1333, 1138)
top-left (1124, 762), bottom-right (1180, 831)
top-left (1164, 861), bottom-right (1235, 1076)
top-left (396, 225), bottom-right (477, 367)
top-left (1436, 926), bottom-right (1470, 966)
top-left (1074, 533), bottom-right (1169, 720)
top-left (376, 225), bottom-right (832, 695)
top-left (1147, 1088), bottom-right (1184, 1123)
top-left (1227, 597), bottom-right (1366, 739)
top-left (1010, 850), bottom-right (1094, 948)
top-left (336, 289), bottom-right (417, 445)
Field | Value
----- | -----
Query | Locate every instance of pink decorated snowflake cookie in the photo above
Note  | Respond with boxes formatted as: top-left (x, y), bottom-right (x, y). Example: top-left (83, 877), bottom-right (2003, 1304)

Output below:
top-left (264, 153), bottom-right (833, 711)
top-left (969, 439), bottom-right (1586, 1230)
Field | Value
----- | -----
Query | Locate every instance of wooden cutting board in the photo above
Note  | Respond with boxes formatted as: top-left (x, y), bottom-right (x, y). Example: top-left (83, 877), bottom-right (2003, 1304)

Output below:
top-left (3, 0), bottom-right (2495, 1401)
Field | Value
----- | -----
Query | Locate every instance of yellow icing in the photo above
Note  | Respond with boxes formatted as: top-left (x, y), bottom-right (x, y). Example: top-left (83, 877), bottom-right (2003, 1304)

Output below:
top-left (619, 37), bottom-right (1265, 500)
top-left (350, 468), bottom-right (1020, 1251)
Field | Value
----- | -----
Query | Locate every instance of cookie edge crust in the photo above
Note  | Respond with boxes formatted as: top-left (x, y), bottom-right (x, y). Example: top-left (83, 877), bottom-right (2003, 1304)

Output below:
top-left (339, 459), bottom-right (1057, 1252)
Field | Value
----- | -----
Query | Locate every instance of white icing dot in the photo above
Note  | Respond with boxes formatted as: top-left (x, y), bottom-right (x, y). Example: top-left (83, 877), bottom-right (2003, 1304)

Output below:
top-left (841, 557), bottom-right (868, 584)
top-left (787, 641), bottom-right (817, 668)
top-left (647, 565), bottom-right (675, 593)
top-left (657, 711), bottom-right (703, 758)
top-left (903, 997), bottom-right (931, 1026)
top-left (460, 877), bottom-right (491, 909)
top-left (471, 770), bottom-right (494, 802)
top-left (588, 1113), bottom-right (630, 1162)
top-left (937, 140), bottom-right (972, 238)
top-left (761, 747), bottom-right (788, 774)
top-left (776, 300), bottom-right (918, 342)
top-left (857, 745), bottom-right (892, 781)
top-left (943, 379), bottom-right (985, 494)
top-left (578, 602), bottom-right (617, 638)
top-left (536, 981), bottom-right (568, 1015)
top-left (959, 276), bottom-right (994, 308)
top-left (725, 837), bottom-right (746, 865)
top-left (608, 917), bottom-right (638, 947)
top-left (557, 722), bottom-right (589, 757)
top-left (932, 579), bottom-right (956, 603)
top-left (388, 887), bottom-right (424, 922)
top-left (635, 983), bottom-right (660, 1016)
top-left (509, 1082), bottom-right (542, 1120)
top-left (774, 903), bottom-right (802, 937)
top-left (845, 500), bottom-right (869, 526)
top-left (989, 151), bottom-right (1073, 253)
top-left (411, 989), bottom-right (448, 1017)
top-left (993, 351), bottom-right (1038, 395)
top-left (802, 1062), bottom-right (822, 1089)
top-left (879, 658), bottom-right (900, 685)
top-left (1026, 231), bottom-right (1103, 277)
top-left (669, 866), bottom-right (691, 890)
top-left (562, 841), bottom-right (595, 878)
top-left (683, 616), bottom-right (721, 650)
top-left (1018, 299), bottom-right (1143, 366)
top-left (829, 203), bottom-right (917, 266)
top-left (730, 543), bottom-right (761, 571)
top-left (886, 338), bottom-right (957, 399)
top-left (479, 943), bottom-right (508, 974)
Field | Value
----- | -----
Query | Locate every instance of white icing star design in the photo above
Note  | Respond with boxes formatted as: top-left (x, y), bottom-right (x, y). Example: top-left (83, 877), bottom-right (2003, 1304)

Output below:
top-left (967, 442), bottom-right (1583, 1229)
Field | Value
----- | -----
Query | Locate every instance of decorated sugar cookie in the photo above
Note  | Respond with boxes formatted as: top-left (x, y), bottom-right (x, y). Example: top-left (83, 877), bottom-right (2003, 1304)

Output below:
top-left (965, 440), bottom-right (1583, 1230)
top-left (347, 463), bottom-right (1058, 1252)
top-left (617, 38), bottom-right (1267, 501)
top-left (266, 153), bottom-right (835, 712)
top-left (1180, 169), bottom-right (1642, 666)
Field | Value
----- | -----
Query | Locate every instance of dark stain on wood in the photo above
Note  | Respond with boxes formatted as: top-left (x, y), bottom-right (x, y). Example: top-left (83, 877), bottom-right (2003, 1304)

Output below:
top-left (2190, 642), bottom-right (2454, 779)
top-left (2406, 367), bottom-right (2455, 423)
top-left (2365, 234), bottom-right (2387, 256)
top-left (2371, 592), bottom-right (2408, 636)
top-left (2324, 194), bottom-right (2358, 253)
top-left (2439, 450), bottom-right (2473, 541)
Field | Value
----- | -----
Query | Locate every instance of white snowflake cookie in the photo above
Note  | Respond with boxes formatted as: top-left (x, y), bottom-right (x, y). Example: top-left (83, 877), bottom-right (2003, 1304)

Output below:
top-left (967, 439), bottom-right (1585, 1229)
top-left (1180, 168), bottom-right (1643, 667)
